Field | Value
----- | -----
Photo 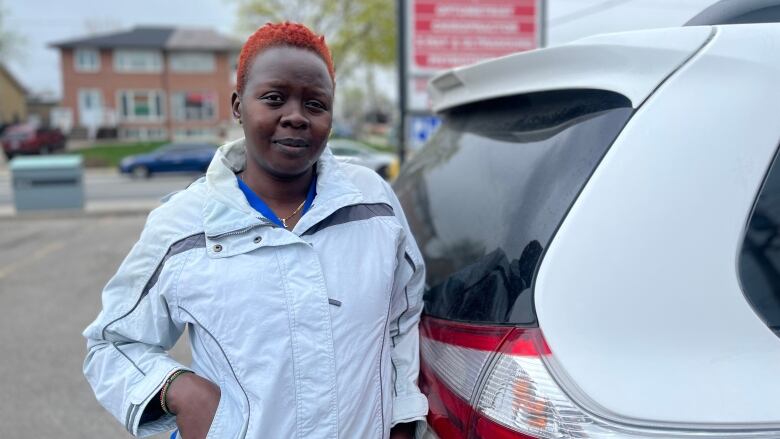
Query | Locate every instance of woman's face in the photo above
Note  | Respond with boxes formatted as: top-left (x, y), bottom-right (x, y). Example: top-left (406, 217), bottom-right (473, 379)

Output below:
top-left (232, 46), bottom-right (334, 179)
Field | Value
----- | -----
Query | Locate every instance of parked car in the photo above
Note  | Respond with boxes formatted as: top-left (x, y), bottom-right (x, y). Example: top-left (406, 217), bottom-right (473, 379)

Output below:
top-left (119, 142), bottom-right (217, 178)
top-left (394, 20), bottom-right (780, 439)
top-left (329, 138), bottom-right (399, 180)
top-left (1, 123), bottom-right (66, 159)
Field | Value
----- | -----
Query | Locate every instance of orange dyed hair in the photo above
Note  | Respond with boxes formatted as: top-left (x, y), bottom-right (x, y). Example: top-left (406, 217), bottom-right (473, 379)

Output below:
top-left (236, 22), bottom-right (335, 95)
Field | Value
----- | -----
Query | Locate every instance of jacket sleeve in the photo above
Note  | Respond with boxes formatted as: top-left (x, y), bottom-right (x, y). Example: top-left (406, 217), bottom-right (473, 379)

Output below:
top-left (82, 210), bottom-right (192, 437)
top-left (386, 185), bottom-right (430, 437)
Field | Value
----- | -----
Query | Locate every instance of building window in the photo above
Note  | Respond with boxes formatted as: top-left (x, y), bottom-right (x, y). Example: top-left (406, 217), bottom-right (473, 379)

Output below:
top-left (169, 52), bottom-right (215, 73)
top-left (114, 49), bottom-right (163, 73)
top-left (171, 91), bottom-right (216, 121)
top-left (118, 90), bottom-right (165, 120)
top-left (78, 89), bottom-right (102, 111)
top-left (75, 48), bottom-right (100, 72)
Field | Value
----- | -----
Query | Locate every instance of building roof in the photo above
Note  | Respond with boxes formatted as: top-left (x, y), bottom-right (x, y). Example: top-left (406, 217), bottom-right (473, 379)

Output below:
top-left (0, 63), bottom-right (27, 95)
top-left (50, 26), bottom-right (242, 51)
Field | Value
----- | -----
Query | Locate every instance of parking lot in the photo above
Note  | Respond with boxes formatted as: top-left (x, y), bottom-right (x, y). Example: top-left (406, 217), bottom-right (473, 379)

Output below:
top-left (0, 212), bottom-right (189, 438)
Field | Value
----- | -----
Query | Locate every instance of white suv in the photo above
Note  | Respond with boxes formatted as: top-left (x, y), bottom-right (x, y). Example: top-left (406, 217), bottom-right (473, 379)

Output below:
top-left (394, 21), bottom-right (780, 439)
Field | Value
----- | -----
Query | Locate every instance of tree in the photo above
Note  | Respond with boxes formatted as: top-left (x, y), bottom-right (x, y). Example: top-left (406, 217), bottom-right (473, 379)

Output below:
top-left (233, 0), bottom-right (396, 80)
top-left (0, 0), bottom-right (22, 62)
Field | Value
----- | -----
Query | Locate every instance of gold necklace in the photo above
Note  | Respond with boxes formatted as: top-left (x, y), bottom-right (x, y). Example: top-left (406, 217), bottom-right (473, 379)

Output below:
top-left (280, 199), bottom-right (306, 229)
top-left (240, 173), bottom-right (306, 229)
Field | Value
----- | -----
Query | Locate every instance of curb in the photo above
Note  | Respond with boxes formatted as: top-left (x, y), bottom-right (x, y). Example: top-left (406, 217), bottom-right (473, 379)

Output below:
top-left (0, 201), bottom-right (158, 220)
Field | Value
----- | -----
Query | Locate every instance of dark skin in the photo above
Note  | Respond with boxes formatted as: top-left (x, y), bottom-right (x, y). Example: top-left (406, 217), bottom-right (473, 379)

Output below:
top-left (233, 46), bottom-right (334, 230)
top-left (166, 46), bottom-right (414, 438)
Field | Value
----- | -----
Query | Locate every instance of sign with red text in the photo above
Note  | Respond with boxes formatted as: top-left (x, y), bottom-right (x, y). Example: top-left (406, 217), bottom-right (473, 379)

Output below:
top-left (406, 0), bottom-right (542, 111)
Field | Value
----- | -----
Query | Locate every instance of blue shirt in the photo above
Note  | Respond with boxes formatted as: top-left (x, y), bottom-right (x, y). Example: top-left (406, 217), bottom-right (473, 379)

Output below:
top-left (236, 173), bottom-right (317, 228)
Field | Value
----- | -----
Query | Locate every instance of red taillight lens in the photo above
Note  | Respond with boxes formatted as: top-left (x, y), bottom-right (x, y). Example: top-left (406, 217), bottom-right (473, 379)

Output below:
top-left (470, 327), bottom-right (564, 439)
top-left (420, 317), bottom-right (514, 437)
top-left (420, 316), bottom-right (549, 439)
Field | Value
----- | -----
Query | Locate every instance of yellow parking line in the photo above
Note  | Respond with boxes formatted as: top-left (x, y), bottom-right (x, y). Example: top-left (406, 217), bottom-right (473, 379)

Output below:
top-left (0, 240), bottom-right (67, 280)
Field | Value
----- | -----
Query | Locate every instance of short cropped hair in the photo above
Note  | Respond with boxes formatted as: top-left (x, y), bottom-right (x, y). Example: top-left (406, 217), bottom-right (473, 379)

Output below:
top-left (236, 22), bottom-right (335, 95)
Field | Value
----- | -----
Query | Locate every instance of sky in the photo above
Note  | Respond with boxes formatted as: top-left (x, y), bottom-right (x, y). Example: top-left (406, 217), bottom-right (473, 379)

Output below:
top-left (2, 0), bottom-right (718, 98)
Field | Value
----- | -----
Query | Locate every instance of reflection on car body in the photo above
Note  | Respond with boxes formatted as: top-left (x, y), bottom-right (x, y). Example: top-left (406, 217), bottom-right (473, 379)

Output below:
top-left (329, 139), bottom-right (399, 180)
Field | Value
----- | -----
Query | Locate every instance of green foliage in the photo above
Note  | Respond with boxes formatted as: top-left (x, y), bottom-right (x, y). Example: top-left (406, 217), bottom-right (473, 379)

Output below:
top-left (0, 0), bottom-right (23, 62)
top-left (73, 142), bottom-right (166, 168)
top-left (0, 0), bottom-right (10, 61)
top-left (233, 0), bottom-right (397, 79)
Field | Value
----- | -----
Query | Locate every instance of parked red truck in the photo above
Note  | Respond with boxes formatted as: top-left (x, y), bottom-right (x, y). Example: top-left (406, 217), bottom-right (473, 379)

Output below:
top-left (1, 123), bottom-right (66, 159)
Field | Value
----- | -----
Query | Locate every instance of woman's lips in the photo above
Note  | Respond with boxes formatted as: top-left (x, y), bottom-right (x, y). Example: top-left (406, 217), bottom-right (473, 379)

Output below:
top-left (273, 138), bottom-right (309, 148)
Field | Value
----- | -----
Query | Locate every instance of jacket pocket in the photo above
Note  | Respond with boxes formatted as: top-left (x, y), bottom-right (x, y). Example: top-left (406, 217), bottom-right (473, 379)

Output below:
top-left (205, 376), bottom-right (227, 439)
top-left (206, 378), bottom-right (247, 439)
top-left (179, 305), bottom-right (250, 439)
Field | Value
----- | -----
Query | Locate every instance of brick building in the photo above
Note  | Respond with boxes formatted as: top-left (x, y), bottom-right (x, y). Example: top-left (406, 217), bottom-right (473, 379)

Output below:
top-left (51, 26), bottom-right (242, 141)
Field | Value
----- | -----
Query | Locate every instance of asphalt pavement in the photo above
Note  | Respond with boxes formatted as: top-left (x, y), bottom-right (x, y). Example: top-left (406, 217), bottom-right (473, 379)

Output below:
top-left (0, 157), bottom-right (194, 437)
top-left (0, 213), bottom-right (191, 438)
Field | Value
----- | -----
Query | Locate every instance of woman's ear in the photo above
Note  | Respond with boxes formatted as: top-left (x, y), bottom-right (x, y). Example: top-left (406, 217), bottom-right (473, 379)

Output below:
top-left (231, 91), bottom-right (242, 123)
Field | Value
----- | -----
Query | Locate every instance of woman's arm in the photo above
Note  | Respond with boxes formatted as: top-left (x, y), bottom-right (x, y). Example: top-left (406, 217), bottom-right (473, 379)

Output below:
top-left (82, 212), bottom-right (205, 436)
top-left (386, 184), bottom-right (430, 438)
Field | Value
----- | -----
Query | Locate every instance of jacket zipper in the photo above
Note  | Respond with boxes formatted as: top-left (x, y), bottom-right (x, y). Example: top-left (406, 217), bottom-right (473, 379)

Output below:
top-left (207, 222), bottom-right (270, 240)
top-left (179, 305), bottom-right (250, 439)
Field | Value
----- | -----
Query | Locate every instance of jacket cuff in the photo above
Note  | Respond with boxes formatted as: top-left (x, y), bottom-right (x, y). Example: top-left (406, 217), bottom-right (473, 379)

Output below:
top-left (124, 359), bottom-right (190, 437)
top-left (391, 393), bottom-right (429, 428)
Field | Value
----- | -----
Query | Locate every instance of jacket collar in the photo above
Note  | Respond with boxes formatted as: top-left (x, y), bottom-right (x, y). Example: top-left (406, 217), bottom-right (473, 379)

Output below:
top-left (202, 138), bottom-right (365, 238)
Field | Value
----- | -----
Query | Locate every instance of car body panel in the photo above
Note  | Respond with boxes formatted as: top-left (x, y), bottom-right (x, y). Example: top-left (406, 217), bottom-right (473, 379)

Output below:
top-left (1, 123), bottom-right (66, 156)
top-left (429, 26), bottom-right (713, 113)
top-left (535, 24), bottom-right (780, 426)
top-left (119, 143), bottom-right (216, 175)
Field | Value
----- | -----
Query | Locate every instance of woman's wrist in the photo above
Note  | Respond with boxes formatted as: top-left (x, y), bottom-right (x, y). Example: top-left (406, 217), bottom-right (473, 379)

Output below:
top-left (161, 369), bottom-right (193, 415)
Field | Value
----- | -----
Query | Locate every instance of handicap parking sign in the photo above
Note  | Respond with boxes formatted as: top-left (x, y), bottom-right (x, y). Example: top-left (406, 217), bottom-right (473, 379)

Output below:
top-left (409, 116), bottom-right (442, 150)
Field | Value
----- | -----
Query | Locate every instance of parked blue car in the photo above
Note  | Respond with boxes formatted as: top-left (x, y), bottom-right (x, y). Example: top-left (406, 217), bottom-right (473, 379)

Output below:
top-left (119, 142), bottom-right (217, 178)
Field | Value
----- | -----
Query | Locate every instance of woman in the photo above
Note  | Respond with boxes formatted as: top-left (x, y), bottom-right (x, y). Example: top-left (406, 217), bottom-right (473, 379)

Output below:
top-left (83, 23), bottom-right (427, 439)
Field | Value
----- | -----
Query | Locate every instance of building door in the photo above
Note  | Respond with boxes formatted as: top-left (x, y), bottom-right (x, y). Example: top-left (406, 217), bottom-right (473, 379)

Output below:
top-left (78, 88), bottom-right (103, 138)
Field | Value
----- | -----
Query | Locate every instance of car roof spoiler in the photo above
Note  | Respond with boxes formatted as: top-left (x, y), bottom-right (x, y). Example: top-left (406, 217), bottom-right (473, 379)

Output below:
top-left (428, 27), bottom-right (714, 113)
top-left (685, 0), bottom-right (780, 26)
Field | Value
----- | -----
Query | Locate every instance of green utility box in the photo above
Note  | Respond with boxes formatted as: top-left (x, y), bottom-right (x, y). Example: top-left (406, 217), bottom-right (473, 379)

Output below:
top-left (10, 155), bottom-right (85, 211)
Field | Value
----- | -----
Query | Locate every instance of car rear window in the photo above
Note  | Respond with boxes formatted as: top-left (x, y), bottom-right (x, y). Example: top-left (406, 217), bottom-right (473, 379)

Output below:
top-left (395, 89), bottom-right (633, 324)
top-left (739, 148), bottom-right (780, 336)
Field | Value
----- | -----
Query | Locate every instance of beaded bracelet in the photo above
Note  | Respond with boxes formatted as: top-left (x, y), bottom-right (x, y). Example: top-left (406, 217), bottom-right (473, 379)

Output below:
top-left (160, 369), bottom-right (192, 415)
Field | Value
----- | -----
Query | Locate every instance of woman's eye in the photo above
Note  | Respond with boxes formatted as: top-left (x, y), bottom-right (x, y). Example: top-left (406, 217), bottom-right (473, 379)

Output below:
top-left (260, 94), bottom-right (283, 103)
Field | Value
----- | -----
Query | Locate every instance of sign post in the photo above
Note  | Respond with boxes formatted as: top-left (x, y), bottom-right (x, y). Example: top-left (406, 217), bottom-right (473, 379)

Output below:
top-left (397, 0), bottom-right (409, 165)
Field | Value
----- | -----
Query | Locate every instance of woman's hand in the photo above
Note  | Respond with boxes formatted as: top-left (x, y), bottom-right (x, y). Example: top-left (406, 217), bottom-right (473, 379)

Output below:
top-left (167, 373), bottom-right (221, 439)
top-left (390, 422), bottom-right (415, 439)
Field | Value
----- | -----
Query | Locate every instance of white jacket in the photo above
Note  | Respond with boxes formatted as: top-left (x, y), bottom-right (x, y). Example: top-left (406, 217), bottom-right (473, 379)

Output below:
top-left (83, 139), bottom-right (428, 438)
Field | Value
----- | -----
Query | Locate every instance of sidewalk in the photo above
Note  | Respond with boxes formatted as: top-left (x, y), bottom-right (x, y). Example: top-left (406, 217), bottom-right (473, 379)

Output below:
top-left (0, 166), bottom-right (160, 219)
top-left (0, 199), bottom-right (159, 219)
top-left (0, 161), bottom-right (192, 218)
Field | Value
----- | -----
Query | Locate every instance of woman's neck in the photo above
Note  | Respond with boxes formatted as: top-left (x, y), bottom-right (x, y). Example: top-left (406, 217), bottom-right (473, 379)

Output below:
top-left (240, 163), bottom-right (313, 206)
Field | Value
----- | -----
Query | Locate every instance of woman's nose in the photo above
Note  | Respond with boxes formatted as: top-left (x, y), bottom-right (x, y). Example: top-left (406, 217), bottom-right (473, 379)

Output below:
top-left (280, 103), bottom-right (309, 129)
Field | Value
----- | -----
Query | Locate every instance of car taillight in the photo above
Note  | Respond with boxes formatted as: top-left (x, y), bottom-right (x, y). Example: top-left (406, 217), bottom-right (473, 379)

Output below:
top-left (423, 315), bottom-right (780, 439)
top-left (471, 328), bottom-right (585, 439)
top-left (421, 316), bottom-right (561, 439)
top-left (423, 315), bottom-right (641, 438)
